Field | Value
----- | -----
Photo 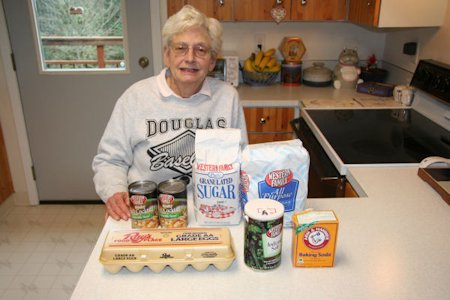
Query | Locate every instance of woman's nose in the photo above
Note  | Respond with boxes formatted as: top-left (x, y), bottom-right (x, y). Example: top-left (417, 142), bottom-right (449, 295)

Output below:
top-left (184, 48), bottom-right (196, 61)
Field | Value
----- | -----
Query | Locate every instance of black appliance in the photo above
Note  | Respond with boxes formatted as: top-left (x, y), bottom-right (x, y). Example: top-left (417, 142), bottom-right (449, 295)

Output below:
top-left (291, 60), bottom-right (450, 198)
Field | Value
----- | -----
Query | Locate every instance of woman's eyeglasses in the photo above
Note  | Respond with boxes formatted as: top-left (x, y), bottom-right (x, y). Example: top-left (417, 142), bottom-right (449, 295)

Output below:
top-left (170, 43), bottom-right (211, 58)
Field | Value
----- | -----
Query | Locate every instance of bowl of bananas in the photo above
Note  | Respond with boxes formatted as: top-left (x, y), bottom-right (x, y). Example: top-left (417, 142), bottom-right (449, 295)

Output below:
top-left (242, 48), bottom-right (281, 86)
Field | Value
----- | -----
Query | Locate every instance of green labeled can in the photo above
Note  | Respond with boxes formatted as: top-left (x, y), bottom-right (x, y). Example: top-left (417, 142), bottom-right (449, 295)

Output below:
top-left (158, 179), bottom-right (188, 228)
top-left (128, 180), bottom-right (158, 228)
top-left (244, 199), bottom-right (284, 271)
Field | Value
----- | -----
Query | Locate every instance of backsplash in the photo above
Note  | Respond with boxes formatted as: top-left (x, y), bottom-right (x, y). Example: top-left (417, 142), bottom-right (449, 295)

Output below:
top-left (222, 21), bottom-right (386, 65)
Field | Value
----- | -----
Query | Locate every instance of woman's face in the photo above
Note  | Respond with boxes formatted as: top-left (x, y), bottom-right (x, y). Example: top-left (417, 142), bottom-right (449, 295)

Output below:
top-left (163, 26), bottom-right (216, 97)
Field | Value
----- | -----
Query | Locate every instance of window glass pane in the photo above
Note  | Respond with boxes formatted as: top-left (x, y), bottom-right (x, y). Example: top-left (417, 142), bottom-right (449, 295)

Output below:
top-left (30, 0), bottom-right (127, 72)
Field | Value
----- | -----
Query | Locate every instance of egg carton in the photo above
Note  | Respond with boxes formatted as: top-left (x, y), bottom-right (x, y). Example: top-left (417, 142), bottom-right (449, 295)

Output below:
top-left (99, 227), bottom-right (235, 273)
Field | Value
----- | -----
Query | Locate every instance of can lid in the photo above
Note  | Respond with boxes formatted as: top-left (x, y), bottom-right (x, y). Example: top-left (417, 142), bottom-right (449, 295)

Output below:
top-left (128, 180), bottom-right (157, 194)
top-left (158, 179), bottom-right (186, 194)
top-left (244, 199), bottom-right (284, 221)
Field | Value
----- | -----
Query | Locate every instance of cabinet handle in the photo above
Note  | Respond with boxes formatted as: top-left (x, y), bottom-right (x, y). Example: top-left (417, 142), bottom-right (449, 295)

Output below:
top-left (218, 0), bottom-right (224, 7)
top-left (301, 0), bottom-right (307, 5)
top-left (276, 0), bottom-right (283, 5)
top-left (260, 118), bottom-right (267, 124)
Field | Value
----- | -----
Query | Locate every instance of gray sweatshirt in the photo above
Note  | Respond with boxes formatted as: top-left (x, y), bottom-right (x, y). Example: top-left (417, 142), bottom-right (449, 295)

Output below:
top-left (92, 68), bottom-right (248, 202)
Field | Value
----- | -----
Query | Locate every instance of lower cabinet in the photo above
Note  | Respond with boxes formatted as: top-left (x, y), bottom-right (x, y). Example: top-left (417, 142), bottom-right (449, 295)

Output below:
top-left (243, 107), bottom-right (296, 144)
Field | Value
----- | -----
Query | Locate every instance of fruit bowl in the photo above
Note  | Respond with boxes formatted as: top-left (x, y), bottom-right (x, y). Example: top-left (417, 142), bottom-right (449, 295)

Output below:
top-left (242, 70), bottom-right (280, 86)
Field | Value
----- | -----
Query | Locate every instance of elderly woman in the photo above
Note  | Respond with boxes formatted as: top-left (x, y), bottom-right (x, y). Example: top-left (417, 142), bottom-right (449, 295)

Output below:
top-left (92, 5), bottom-right (248, 221)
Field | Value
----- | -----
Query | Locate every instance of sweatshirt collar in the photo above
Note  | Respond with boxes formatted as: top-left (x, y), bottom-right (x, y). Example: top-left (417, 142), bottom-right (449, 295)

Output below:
top-left (158, 68), bottom-right (212, 101)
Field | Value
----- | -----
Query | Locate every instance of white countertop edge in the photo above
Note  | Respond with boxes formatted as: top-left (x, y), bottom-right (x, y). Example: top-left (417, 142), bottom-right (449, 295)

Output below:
top-left (241, 100), bottom-right (300, 107)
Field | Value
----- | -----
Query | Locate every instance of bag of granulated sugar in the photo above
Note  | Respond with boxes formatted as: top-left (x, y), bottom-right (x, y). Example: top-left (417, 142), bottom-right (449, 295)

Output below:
top-left (193, 128), bottom-right (242, 225)
top-left (240, 139), bottom-right (310, 227)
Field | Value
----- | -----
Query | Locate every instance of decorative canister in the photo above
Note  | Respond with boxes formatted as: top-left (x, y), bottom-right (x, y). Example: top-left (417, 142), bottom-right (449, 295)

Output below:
top-left (244, 199), bottom-right (284, 271)
top-left (281, 62), bottom-right (302, 86)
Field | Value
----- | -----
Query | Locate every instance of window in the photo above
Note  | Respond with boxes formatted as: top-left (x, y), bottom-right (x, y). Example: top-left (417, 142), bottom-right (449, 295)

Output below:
top-left (30, 0), bottom-right (128, 73)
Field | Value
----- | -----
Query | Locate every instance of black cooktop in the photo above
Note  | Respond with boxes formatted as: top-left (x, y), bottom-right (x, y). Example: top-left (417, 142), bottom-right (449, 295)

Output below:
top-left (305, 108), bottom-right (450, 164)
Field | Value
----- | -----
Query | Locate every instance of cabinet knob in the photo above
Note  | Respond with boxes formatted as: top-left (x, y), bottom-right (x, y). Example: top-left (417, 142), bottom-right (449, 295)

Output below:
top-left (260, 118), bottom-right (267, 124)
top-left (301, 0), bottom-right (307, 5)
top-left (218, 0), bottom-right (224, 7)
top-left (367, 1), bottom-right (372, 6)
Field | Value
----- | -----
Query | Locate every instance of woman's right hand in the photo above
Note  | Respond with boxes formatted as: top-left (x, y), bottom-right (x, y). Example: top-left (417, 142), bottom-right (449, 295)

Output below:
top-left (105, 192), bottom-right (131, 221)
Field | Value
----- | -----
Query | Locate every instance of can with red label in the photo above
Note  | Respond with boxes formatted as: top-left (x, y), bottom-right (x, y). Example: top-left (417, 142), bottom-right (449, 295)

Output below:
top-left (128, 180), bottom-right (158, 228)
top-left (158, 179), bottom-right (188, 228)
top-left (244, 199), bottom-right (284, 271)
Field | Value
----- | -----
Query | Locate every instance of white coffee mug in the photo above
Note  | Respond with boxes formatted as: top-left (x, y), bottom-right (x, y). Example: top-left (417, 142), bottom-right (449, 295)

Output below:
top-left (394, 85), bottom-right (415, 106)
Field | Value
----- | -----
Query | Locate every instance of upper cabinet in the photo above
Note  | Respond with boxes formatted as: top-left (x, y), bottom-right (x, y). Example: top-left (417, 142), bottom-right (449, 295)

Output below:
top-left (167, 0), bottom-right (234, 21)
top-left (348, 0), bottom-right (448, 28)
top-left (291, 0), bottom-right (346, 21)
top-left (168, 0), bottom-right (346, 21)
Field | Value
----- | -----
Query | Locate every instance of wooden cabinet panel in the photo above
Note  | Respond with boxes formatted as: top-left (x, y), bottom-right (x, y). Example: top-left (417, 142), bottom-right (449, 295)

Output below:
top-left (167, 0), bottom-right (234, 20)
top-left (234, 0), bottom-right (292, 21)
top-left (247, 132), bottom-right (295, 144)
top-left (244, 107), bottom-right (294, 133)
top-left (348, 0), bottom-right (380, 27)
top-left (0, 123), bottom-right (14, 204)
top-left (291, 0), bottom-right (346, 21)
top-left (348, 0), bottom-right (447, 28)
top-left (244, 107), bottom-right (295, 144)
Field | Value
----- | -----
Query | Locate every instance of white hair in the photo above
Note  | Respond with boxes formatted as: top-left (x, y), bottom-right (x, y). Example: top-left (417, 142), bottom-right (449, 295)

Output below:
top-left (162, 5), bottom-right (223, 57)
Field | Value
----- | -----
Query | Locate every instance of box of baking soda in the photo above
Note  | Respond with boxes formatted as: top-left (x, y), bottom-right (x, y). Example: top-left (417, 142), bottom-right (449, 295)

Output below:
top-left (291, 210), bottom-right (338, 267)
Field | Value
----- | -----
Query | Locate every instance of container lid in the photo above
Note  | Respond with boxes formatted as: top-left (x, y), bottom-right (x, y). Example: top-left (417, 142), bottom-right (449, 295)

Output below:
top-left (244, 199), bottom-right (284, 221)
top-left (303, 62), bottom-right (332, 82)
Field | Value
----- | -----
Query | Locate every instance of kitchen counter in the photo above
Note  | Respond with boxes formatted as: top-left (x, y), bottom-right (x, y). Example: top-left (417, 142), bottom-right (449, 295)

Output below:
top-left (71, 166), bottom-right (450, 300)
top-left (238, 83), bottom-right (404, 108)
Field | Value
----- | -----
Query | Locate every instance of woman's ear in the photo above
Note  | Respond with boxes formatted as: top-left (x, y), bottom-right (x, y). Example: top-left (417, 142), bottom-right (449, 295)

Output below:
top-left (163, 46), bottom-right (170, 67)
top-left (209, 57), bottom-right (217, 72)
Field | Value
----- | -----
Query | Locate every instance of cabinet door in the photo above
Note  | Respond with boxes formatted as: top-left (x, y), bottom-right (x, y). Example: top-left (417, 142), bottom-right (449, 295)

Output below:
top-left (244, 107), bottom-right (295, 144)
top-left (167, 0), bottom-right (234, 20)
top-left (0, 124), bottom-right (14, 204)
top-left (348, 0), bottom-right (381, 26)
top-left (234, 0), bottom-right (291, 21)
top-left (291, 0), bottom-right (346, 21)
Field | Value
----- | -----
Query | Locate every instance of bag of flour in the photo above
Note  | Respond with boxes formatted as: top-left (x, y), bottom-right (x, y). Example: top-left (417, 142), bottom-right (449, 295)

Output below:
top-left (240, 139), bottom-right (309, 227)
top-left (193, 129), bottom-right (242, 225)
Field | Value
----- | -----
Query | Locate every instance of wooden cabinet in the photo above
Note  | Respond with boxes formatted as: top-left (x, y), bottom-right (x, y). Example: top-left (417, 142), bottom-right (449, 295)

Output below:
top-left (234, 0), bottom-right (284, 21)
top-left (291, 0), bottom-right (346, 21)
top-left (348, 0), bottom-right (448, 28)
top-left (168, 0), bottom-right (346, 21)
top-left (244, 107), bottom-right (295, 144)
top-left (0, 123), bottom-right (14, 204)
top-left (167, 0), bottom-right (234, 21)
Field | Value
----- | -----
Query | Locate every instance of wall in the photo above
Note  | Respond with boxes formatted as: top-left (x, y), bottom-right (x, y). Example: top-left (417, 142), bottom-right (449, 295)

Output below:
top-left (221, 21), bottom-right (386, 70)
top-left (383, 0), bottom-right (450, 84)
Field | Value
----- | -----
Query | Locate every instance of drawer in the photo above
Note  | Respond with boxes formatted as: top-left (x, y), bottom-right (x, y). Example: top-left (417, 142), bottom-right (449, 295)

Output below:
top-left (244, 107), bottom-right (295, 133)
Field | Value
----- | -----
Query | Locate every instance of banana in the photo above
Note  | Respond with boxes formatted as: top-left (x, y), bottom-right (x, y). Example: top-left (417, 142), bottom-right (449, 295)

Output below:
top-left (267, 57), bottom-right (277, 68)
top-left (243, 58), bottom-right (256, 72)
top-left (264, 48), bottom-right (276, 57)
top-left (258, 56), bottom-right (271, 69)
top-left (268, 63), bottom-right (281, 72)
top-left (254, 51), bottom-right (264, 66)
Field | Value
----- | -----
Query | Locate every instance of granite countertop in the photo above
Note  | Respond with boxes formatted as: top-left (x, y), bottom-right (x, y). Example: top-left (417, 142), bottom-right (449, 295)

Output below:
top-left (238, 83), bottom-right (405, 108)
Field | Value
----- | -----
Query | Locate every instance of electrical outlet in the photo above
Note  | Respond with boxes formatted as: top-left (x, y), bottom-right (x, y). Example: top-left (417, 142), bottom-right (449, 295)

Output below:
top-left (254, 33), bottom-right (266, 51)
top-left (409, 43), bottom-right (420, 65)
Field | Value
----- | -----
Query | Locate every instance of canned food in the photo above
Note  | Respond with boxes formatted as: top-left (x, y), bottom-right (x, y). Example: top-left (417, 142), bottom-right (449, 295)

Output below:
top-left (128, 181), bottom-right (158, 228)
top-left (244, 199), bottom-right (284, 271)
top-left (158, 179), bottom-right (188, 228)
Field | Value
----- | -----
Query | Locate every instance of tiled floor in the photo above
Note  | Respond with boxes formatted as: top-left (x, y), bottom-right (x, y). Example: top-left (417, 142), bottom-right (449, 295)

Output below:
top-left (0, 197), bottom-right (105, 300)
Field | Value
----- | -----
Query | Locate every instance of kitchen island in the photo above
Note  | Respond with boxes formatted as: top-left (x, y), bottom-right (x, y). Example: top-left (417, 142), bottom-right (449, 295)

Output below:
top-left (71, 165), bottom-right (450, 300)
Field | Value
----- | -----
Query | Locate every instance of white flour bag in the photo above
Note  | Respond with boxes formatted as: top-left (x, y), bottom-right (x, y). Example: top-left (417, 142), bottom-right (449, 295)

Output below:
top-left (240, 139), bottom-right (309, 227)
top-left (193, 129), bottom-right (242, 225)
